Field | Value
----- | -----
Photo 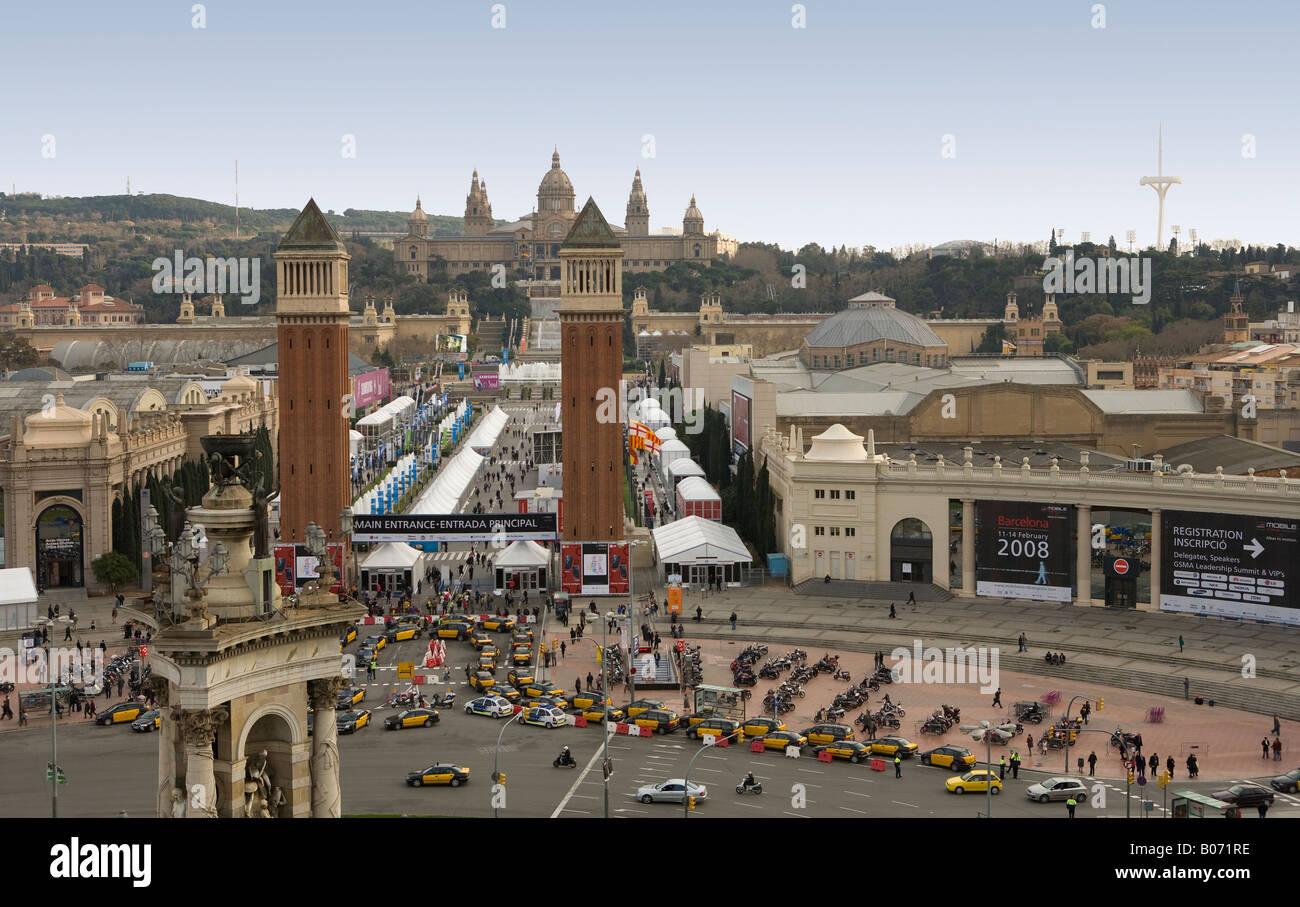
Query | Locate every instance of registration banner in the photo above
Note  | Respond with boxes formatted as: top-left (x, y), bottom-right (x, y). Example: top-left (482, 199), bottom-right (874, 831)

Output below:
top-left (608, 542), bottom-right (630, 595)
top-left (1160, 510), bottom-right (1298, 626)
top-left (975, 500), bottom-right (1074, 602)
top-left (560, 543), bottom-right (583, 595)
top-left (351, 512), bottom-right (557, 543)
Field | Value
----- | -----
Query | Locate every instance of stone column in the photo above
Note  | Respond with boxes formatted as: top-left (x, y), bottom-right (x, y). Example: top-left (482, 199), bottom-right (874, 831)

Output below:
top-left (148, 677), bottom-right (175, 818)
top-left (1147, 509), bottom-right (1161, 613)
top-left (1076, 504), bottom-right (1092, 606)
top-left (308, 677), bottom-right (346, 818)
top-left (961, 499), bottom-right (976, 596)
top-left (177, 708), bottom-right (226, 818)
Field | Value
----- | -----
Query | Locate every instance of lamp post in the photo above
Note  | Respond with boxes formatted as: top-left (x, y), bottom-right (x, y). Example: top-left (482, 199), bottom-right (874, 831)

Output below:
top-left (491, 709), bottom-right (525, 819)
top-left (601, 617), bottom-right (612, 819)
top-left (340, 507), bottom-right (357, 595)
top-left (971, 719), bottom-right (996, 818)
top-left (683, 728), bottom-right (743, 818)
top-left (1061, 696), bottom-right (1097, 776)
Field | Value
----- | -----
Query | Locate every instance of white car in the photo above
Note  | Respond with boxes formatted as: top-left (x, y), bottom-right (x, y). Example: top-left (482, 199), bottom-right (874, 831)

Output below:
top-left (521, 705), bottom-right (567, 728)
top-left (465, 695), bottom-right (513, 718)
top-left (1026, 776), bottom-right (1089, 803)
top-left (635, 779), bottom-right (708, 805)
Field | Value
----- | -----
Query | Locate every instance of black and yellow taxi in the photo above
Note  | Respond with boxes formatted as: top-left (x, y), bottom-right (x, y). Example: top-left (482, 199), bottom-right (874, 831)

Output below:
top-left (623, 699), bottom-right (666, 719)
top-left (435, 619), bottom-right (472, 640)
top-left (479, 644), bottom-right (501, 660)
top-left (337, 709), bottom-right (371, 734)
top-left (384, 707), bottom-right (439, 730)
top-left (512, 629), bottom-right (534, 645)
top-left (130, 709), bottom-right (162, 732)
top-left (680, 709), bottom-right (718, 732)
top-left (740, 716), bottom-right (786, 738)
top-left (511, 646), bottom-right (534, 666)
top-left (339, 625), bottom-right (358, 647)
top-left (758, 730), bottom-right (807, 753)
top-left (631, 708), bottom-right (681, 734)
top-left (522, 680), bottom-right (565, 699)
top-left (689, 716), bottom-right (742, 741)
top-left (470, 632), bottom-right (495, 650)
top-left (469, 671), bottom-right (496, 691)
top-left (507, 667), bottom-right (536, 688)
top-left (802, 724), bottom-right (855, 747)
top-left (866, 736), bottom-right (919, 758)
top-left (406, 763), bottom-right (470, 787)
top-left (493, 683), bottom-right (522, 703)
top-left (477, 654), bottom-right (498, 675)
top-left (362, 634), bottom-right (387, 654)
top-left (577, 703), bottom-right (626, 724)
top-left (96, 701), bottom-right (148, 726)
top-left (815, 740), bottom-right (873, 763)
top-left (482, 615), bottom-right (516, 632)
top-left (569, 690), bottom-right (612, 710)
top-left (384, 623), bottom-right (422, 644)
top-left (337, 687), bottom-right (365, 709)
top-left (920, 745), bottom-right (977, 770)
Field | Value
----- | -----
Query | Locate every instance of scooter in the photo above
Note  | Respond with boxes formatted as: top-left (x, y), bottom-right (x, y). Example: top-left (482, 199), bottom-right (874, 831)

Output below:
top-left (553, 752), bottom-right (578, 768)
top-left (439, 690), bottom-right (456, 708)
top-left (736, 779), bottom-right (763, 795)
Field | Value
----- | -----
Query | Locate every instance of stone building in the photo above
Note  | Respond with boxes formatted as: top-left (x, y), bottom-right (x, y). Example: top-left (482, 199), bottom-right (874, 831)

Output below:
top-left (0, 284), bottom-right (146, 329)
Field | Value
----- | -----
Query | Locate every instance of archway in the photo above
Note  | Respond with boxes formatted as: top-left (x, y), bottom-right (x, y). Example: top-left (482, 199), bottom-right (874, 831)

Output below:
top-left (890, 517), bottom-right (932, 583)
top-left (35, 504), bottom-right (84, 590)
top-left (238, 709), bottom-right (298, 818)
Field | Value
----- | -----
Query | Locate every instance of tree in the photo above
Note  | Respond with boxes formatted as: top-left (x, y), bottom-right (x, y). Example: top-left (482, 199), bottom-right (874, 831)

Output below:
top-left (657, 358), bottom-right (666, 388)
top-left (976, 323), bottom-right (1005, 354)
top-left (0, 334), bottom-right (40, 370)
top-left (91, 550), bottom-right (138, 593)
top-left (1043, 332), bottom-right (1074, 354)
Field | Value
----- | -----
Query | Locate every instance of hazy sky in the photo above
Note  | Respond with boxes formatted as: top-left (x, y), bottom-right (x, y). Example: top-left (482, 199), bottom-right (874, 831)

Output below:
top-left (3, 0), bottom-right (1296, 250)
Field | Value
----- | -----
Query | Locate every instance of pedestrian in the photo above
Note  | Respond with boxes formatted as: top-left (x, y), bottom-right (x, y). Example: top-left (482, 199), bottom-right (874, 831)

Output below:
top-left (1018, 633), bottom-right (1027, 652)
top-left (111, 606), bottom-right (118, 624)
top-left (729, 611), bottom-right (737, 630)
top-left (1149, 753), bottom-right (1158, 775)
top-left (1257, 802), bottom-right (1268, 819)
top-left (586, 672), bottom-right (594, 690)
top-left (64, 625), bottom-right (72, 642)
top-left (998, 756), bottom-right (1006, 781)
top-left (1187, 754), bottom-right (1199, 778)
top-left (117, 678), bottom-right (124, 696)
top-left (1087, 751), bottom-right (1097, 776)
top-left (1262, 738), bottom-right (1271, 759)
top-left (1011, 750), bottom-right (1020, 779)
top-left (991, 688), bottom-right (1002, 708)
top-left (1177, 635), bottom-right (1184, 652)
top-left (1026, 734), bottom-right (1033, 753)
top-left (906, 590), bottom-right (915, 605)
top-left (1184, 677), bottom-right (1190, 700)
top-left (560, 641), bottom-right (566, 659)
top-left (888, 603), bottom-right (896, 619)
top-left (19, 707), bottom-right (28, 727)
top-left (1080, 701), bottom-right (1090, 724)
top-left (894, 755), bottom-right (902, 778)
top-left (1273, 737), bottom-right (1282, 761)
top-left (575, 677), bottom-right (581, 694)
top-left (1, 696), bottom-right (11, 720)
top-left (1166, 755), bottom-right (1175, 779)
top-left (1273, 714), bottom-right (1282, 736)
top-left (570, 628), bottom-right (576, 643)
top-left (1066, 796), bottom-right (1077, 818)
top-left (654, 651), bottom-right (660, 669)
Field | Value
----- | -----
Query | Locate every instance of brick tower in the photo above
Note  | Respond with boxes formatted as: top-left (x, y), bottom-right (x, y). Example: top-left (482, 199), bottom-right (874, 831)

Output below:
top-left (274, 199), bottom-right (352, 547)
top-left (559, 197), bottom-right (626, 542)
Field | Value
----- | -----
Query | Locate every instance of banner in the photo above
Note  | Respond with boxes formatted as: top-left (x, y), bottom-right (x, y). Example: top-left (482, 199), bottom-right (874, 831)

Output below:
top-left (273, 545), bottom-right (296, 596)
top-left (473, 374), bottom-right (499, 391)
top-left (608, 543), bottom-right (630, 595)
top-left (1160, 510), bottom-right (1298, 625)
top-left (559, 542), bottom-right (627, 596)
top-left (560, 543), bottom-right (583, 595)
top-left (731, 390), bottom-right (752, 456)
top-left (353, 368), bottom-right (391, 410)
top-left (351, 512), bottom-right (557, 543)
top-left (975, 501), bottom-right (1073, 602)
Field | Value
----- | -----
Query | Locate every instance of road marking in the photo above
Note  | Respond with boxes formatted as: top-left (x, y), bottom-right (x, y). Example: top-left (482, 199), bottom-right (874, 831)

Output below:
top-left (701, 755), bottom-right (727, 761)
top-left (845, 790), bottom-right (871, 798)
top-left (890, 800), bottom-right (919, 808)
top-left (733, 801), bottom-right (763, 809)
top-left (845, 775), bottom-right (876, 783)
top-left (782, 811), bottom-right (809, 818)
top-left (695, 768), bottom-right (722, 774)
top-left (797, 768), bottom-right (824, 775)
top-left (562, 808), bottom-right (592, 814)
top-left (839, 806), bottom-right (867, 814)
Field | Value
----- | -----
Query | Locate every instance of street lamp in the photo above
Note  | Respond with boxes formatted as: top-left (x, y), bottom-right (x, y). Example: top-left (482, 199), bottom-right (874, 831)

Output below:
top-left (491, 710), bottom-right (526, 819)
top-left (969, 719), bottom-right (998, 818)
top-left (683, 728), bottom-right (743, 817)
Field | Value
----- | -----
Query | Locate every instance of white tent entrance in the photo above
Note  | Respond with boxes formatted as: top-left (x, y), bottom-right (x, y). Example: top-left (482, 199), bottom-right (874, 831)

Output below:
top-left (651, 516), bottom-right (752, 588)
top-left (359, 542), bottom-right (426, 596)
top-left (493, 540), bottom-right (550, 593)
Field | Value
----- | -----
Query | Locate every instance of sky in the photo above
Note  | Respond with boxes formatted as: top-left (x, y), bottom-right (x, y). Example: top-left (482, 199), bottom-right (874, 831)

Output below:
top-left (2, 0), bottom-right (1297, 251)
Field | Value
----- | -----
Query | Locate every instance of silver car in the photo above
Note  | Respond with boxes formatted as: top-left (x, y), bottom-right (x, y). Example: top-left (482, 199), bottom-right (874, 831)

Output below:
top-left (1026, 776), bottom-right (1088, 803)
top-left (635, 779), bottom-right (707, 805)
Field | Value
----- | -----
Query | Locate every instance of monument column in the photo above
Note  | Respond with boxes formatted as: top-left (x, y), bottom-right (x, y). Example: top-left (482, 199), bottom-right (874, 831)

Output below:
top-left (1148, 509), bottom-right (1161, 614)
top-left (961, 499), bottom-right (975, 596)
top-left (148, 677), bottom-right (176, 817)
top-left (308, 676), bottom-right (346, 818)
top-left (178, 708), bottom-right (226, 818)
top-left (1076, 503), bottom-right (1092, 606)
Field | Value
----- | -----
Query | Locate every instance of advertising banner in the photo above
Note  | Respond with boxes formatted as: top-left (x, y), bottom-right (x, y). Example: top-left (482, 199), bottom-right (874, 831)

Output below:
top-left (273, 545), bottom-right (296, 596)
top-left (560, 543), bottom-right (583, 595)
top-left (1160, 510), bottom-right (1298, 625)
top-left (731, 390), bottom-right (752, 457)
top-left (473, 374), bottom-right (500, 391)
top-left (608, 542), bottom-right (630, 595)
top-left (293, 543), bottom-right (345, 594)
top-left (353, 368), bottom-right (391, 410)
top-left (351, 512), bottom-right (557, 543)
top-left (975, 501), bottom-right (1073, 602)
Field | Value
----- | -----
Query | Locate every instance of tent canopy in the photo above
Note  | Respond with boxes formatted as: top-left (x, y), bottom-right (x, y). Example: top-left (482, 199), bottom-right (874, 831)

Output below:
top-left (466, 404), bottom-right (510, 451)
top-left (654, 426), bottom-right (678, 442)
top-left (0, 568), bottom-right (38, 606)
top-left (360, 542), bottom-right (423, 570)
top-left (675, 475), bottom-right (720, 502)
top-left (667, 457), bottom-right (706, 478)
top-left (412, 446), bottom-right (483, 513)
top-left (493, 540), bottom-right (550, 569)
top-left (652, 516), bottom-right (752, 565)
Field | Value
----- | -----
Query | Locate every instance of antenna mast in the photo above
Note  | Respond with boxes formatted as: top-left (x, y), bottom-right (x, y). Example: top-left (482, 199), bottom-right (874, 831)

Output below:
top-left (235, 160), bottom-right (240, 240)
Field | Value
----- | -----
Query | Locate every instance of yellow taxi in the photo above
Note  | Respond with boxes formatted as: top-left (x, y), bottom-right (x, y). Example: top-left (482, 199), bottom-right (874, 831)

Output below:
top-left (945, 770), bottom-right (1002, 795)
top-left (920, 745), bottom-right (977, 770)
top-left (405, 764), bottom-right (470, 787)
top-left (623, 699), bottom-right (666, 719)
top-left (480, 645), bottom-right (501, 660)
top-left (339, 626), bottom-right (358, 647)
top-left (630, 709), bottom-right (681, 734)
top-left (511, 646), bottom-right (534, 665)
top-left (482, 616), bottom-right (516, 632)
top-left (577, 704), bottom-right (625, 724)
top-left (689, 717), bottom-right (742, 742)
top-left (95, 701), bottom-right (148, 725)
top-left (337, 687), bottom-right (366, 709)
top-left (507, 668), bottom-right (536, 688)
top-left (363, 635), bottom-right (388, 653)
top-left (436, 620), bottom-right (472, 640)
top-left (384, 708), bottom-right (440, 730)
top-left (522, 680), bottom-right (565, 699)
top-left (337, 709), bottom-right (370, 734)
top-left (816, 740), bottom-right (873, 763)
top-left (470, 633), bottom-right (495, 650)
top-left (384, 624), bottom-right (421, 644)
top-left (469, 671), bottom-right (496, 691)
top-left (865, 736), bottom-right (919, 758)
top-left (569, 691), bottom-right (611, 710)
top-left (759, 730), bottom-right (807, 752)
top-left (802, 724), bottom-right (855, 746)
top-left (740, 716), bottom-right (786, 738)
top-left (477, 654), bottom-right (498, 675)
top-left (512, 629), bottom-right (534, 645)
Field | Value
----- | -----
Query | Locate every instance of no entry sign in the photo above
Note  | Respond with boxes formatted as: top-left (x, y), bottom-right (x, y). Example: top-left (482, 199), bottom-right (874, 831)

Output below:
top-left (1113, 558), bottom-right (1130, 575)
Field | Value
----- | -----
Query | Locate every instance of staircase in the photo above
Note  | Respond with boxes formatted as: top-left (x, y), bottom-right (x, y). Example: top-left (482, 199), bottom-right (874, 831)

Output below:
top-left (475, 317), bottom-right (506, 356)
top-left (794, 579), bottom-right (952, 602)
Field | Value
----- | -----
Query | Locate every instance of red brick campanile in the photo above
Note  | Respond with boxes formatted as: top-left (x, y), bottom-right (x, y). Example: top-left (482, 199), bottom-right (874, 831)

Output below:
top-left (274, 199), bottom-right (352, 548)
top-left (559, 198), bottom-right (626, 542)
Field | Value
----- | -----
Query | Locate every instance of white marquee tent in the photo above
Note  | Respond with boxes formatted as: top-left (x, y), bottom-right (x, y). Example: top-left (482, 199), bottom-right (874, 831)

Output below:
top-left (651, 516), bottom-right (751, 587)
top-left (0, 567), bottom-right (38, 631)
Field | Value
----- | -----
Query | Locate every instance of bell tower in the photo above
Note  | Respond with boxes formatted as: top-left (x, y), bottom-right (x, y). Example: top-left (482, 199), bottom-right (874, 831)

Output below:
top-left (1224, 281), bottom-right (1249, 343)
top-left (274, 199), bottom-right (352, 547)
top-left (625, 169), bottom-right (649, 236)
top-left (559, 197), bottom-right (626, 542)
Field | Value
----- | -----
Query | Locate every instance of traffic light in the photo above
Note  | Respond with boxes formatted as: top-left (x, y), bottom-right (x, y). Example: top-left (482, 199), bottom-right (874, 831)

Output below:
top-left (1097, 698), bottom-right (1104, 711)
top-left (1159, 771), bottom-right (1169, 789)
top-left (687, 795), bottom-right (696, 811)
top-left (1127, 770), bottom-right (1134, 785)
top-left (494, 772), bottom-right (506, 785)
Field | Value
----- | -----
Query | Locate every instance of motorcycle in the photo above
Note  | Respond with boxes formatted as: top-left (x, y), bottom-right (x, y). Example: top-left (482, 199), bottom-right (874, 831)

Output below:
top-left (553, 752), bottom-right (577, 768)
top-left (736, 779), bottom-right (763, 795)
top-left (439, 690), bottom-right (456, 708)
top-left (833, 668), bottom-right (852, 682)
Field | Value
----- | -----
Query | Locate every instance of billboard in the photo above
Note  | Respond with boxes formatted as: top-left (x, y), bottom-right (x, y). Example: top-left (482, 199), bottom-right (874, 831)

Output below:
top-left (351, 512), bottom-right (557, 543)
top-left (436, 333), bottom-right (468, 354)
top-left (353, 368), bottom-right (391, 410)
top-left (1160, 510), bottom-right (1298, 625)
top-left (273, 544), bottom-right (296, 596)
top-left (274, 543), bottom-right (344, 595)
top-left (473, 373), bottom-right (499, 391)
top-left (975, 501), bottom-right (1073, 602)
top-left (731, 390), bottom-right (752, 457)
top-left (559, 542), bottom-right (627, 596)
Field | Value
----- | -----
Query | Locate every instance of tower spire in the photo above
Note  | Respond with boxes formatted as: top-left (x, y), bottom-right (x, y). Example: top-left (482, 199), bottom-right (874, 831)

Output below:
top-left (1140, 124), bottom-right (1181, 248)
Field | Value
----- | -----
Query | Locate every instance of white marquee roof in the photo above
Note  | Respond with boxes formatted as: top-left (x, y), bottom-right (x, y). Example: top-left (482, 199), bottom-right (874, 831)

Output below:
top-left (0, 567), bottom-right (38, 606)
top-left (360, 542), bottom-right (424, 570)
top-left (667, 458), bottom-right (707, 478)
top-left (493, 540), bottom-right (551, 569)
top-left (675, 475), bottom-right (720, 502)
top-left (652, 516), bottom-right (751, 565)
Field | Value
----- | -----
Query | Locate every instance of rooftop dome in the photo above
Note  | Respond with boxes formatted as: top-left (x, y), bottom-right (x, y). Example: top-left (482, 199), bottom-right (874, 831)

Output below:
top-left (409, 197), bottom-right (428, 222)
top-left (804, 423), bottom-right (868, 462)
top-left (803, 301), bottom-right (944, 351)
top-left (538, 146), bottom-right (574, 197)
top-left (684, 195), bottom-right (703, 222)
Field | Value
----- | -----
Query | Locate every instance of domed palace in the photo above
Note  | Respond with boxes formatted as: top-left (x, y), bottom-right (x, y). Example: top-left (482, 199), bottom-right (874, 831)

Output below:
top-left (395, 147), bottom-right (737, 285)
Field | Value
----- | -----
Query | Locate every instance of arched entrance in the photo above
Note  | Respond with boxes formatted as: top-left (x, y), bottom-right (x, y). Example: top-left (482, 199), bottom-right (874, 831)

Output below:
top-left (239, 710), bottom-right (298, 818)
top-left (890, 518), bottom-right (932, 583)
top-left (35, 504), bottom-right (84, 590)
